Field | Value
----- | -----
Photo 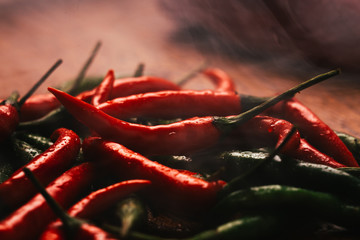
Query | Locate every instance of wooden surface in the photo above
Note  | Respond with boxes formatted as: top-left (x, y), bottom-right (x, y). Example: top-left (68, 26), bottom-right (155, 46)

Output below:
top-left (0, 0), bottom-right (359, 138)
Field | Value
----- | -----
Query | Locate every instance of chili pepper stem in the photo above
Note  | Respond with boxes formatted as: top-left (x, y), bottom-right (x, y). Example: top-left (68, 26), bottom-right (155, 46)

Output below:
top-left (18, 59), bottom-right (63, 108)
top-left (219, 126), bottom-right (298, 197)
top-left (133, 63), bottom-right (145, 77)
top-left (67, 41), bottom-right (102, 95)
top-left (176, 60), bottom-right (209, 86)
top-left (213, 69), bottom-right (340, 132)
top-left (22, 167), bottom-right (83, 236)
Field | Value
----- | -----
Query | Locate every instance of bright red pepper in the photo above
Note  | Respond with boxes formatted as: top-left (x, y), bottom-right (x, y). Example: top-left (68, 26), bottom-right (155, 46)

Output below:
top-left (47, 67), bottom-right (335, 157)
top-left (264, 97), bottom-right (359, 167)
top-left (83, 137), bottom-right (225, 214)
top-left (96, 90), bottom-right (241, 120)
top-left (0, 128), bottom-right (80, 213)
top-left (0, 162), bottom-right (97, 240)
top-left (91, 69), bottom-right (115, 106)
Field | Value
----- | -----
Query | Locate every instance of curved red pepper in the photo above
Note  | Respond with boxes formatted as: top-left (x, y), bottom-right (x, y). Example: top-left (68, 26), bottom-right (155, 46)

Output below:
top-left (264, 98), bottom-right (359, 167)
top-left (91, 69), bottom-right (115, 106)
top-left (96, 90), bottom-right (241, 120)
top-left (20, 75), bottom-right (181, 122)
top-left (0, 162), bottom-right (97, 240)
top-left (0, 128), bottom-right (80, 213)
top-left (40, 179), bottom-right (151, 239)
top-left (202, 68), bottom-right (237, 93)
top-left (83, 137), bottom-right (225, 214)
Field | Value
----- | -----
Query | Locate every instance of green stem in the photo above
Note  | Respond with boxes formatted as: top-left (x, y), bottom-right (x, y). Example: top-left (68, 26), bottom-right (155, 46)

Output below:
top-left (18, 59), bottom-right (63, 107)
top-left (133, 63), bottom-right (145, 77)
top-left (67, 41), bottom-right (102, 95)
top-left (22, 167), bottom-right (82, 234)
top-left (213, 69), bottom-right (340, 132)
top-left (176, 61), bottom-right (209, 86)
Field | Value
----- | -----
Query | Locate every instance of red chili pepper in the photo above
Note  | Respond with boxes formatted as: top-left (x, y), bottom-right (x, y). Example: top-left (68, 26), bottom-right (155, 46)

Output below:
top-left (202, 68), bottom-right (237, 93)
top-left (0, 128), bottom-right (80, 213)
top-left (0, 93), bottom-right (19, 142)
top-left (0, 162), bottom-right (97, 240)
top-left (96, 90), bottom-right (241, 120)
top-left (91, 69), bottom-right (115, 106)
top-left (0, 60), bottom-right (62, 137)
top-left (47, 68), bottom-right (337, 156)
top-left (40, 179), bottom-right (151, 239)
top-left (264, 97), bottom-right (359, 167)
top-left (82, 137), bottom-right (226, 214)
top-left (233, 115), bottom-right (346, 168)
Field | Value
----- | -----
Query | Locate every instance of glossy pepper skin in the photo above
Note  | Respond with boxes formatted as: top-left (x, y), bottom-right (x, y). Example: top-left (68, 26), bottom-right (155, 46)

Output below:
top-left (0, 162), bottom-right (97, 240)
top-left (83, 137), bottom-right (226, 214)
top-left (96, 90), bottom-right (241, 120)
top-left (0, 128), bottom-right (80, 213)
top-left (91, 69), bottom-right (115, 106)
top-left (40, 179), bottom-right (151, 239)
top-left (264, 98), bottom-right (358, 167)
top-left (0, 102), bottom-right (19, 143)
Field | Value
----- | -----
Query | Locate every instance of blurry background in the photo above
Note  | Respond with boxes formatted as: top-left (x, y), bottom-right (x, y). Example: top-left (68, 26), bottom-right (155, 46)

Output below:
top-left (0, 0), bottom-right (359, 136)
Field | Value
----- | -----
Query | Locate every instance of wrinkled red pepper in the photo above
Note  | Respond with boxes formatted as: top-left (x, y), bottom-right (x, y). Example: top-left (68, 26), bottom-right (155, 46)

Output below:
top-left (0, 128), bottom-right (80, 213)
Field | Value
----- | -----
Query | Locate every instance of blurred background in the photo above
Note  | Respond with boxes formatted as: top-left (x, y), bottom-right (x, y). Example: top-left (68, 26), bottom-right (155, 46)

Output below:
top-left (0, 0), bottom-right (359, 136)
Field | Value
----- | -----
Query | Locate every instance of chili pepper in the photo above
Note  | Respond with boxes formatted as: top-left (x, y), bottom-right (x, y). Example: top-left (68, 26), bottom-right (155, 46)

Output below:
top-left (11, 138), bottom-right (42, 167)
top-left (202, 68), bottom-right (237, 93)
top-left (41, 180), bottom-right (150, 239)
top-left (336, 131), bottom-right (360, 164)
top-left (14, 132), bottom-right (53, 151)
top-left (129, 215), bottom-right (288, 240)
top-left (19, 42), bottom-right (101, 122)
top-left (82, 137), bottom-right (225, 214)
top-left (49, 69), bottom-right (339, 156)
top-left (0, 92), bottom-right (20, 143)
top-left (212, 185), bottom-right (360, 230)
top-left (77, 75), bottom-right (181, 103)
top-left (0, 128), bottom-right (80, 214)
top-left (220, 150), bottom-right (360, 201)
top-left (96, 90), bottom-right (241, 120)
top-left (262, 97), bottom-right (358, 167)
top-left (0, 59), bottom-right (62, 142)
top-left (91, 70), bottom-right (115, 106)
top-left (0, 162), bottom-right (97, 240)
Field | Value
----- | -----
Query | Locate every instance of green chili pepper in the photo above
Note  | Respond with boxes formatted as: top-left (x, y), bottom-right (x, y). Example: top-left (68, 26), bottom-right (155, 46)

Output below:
top-left (129, 214), bottom-right (288, 240)
top-left (14, 132), bottom-right (53, 151)
top-left (213, 185), bottom-right (360, 230)
top-left (11, 138), bottom-right (42, 166)
top-left (336, 131), bottom-right (360, 164)
top-left (220, 150), bottom-right (360, 202)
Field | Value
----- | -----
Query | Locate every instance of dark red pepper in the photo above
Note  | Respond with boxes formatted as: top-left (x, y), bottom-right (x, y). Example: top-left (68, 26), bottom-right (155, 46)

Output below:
top-left (0, 128), bottom-right (80, 213)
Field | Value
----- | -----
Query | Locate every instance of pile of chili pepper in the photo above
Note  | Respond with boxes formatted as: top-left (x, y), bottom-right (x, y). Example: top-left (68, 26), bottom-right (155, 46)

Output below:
top-left (1, 45), bottom-right (360, 240)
